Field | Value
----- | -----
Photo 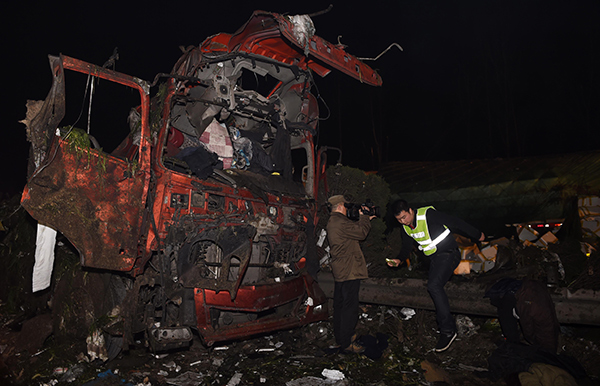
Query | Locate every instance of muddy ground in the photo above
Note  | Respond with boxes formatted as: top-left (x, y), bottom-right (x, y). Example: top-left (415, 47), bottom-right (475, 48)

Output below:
top-left (1, 298), bottom-right (600, 386)
top-left (1, 195), bottom-right (600, 385)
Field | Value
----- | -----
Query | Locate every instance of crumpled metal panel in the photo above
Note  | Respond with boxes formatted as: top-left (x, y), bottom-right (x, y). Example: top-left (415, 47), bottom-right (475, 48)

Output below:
top-left (195, 271), bottom-right (329, 345)
top-left (178, 226), bottom-right (256, 300)
top-left (21, 54), bottom-right (152, 273)
top-left (22, 140), bottom-right (147, 271)
top-left (24, 55), bottom-right (66, 173)
top-left (200, 10), bottom-right (383, 86)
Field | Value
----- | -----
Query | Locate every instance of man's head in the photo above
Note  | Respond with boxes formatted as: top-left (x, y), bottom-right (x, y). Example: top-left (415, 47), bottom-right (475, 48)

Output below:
top-left (391, 199), bottom-right (414, 226)
top-left (328, 195), bottom-right (348, 214)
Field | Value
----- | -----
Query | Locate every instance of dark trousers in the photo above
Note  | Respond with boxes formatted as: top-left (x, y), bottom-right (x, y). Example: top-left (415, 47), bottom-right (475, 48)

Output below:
top-left (333, 279), bottom-right (361, 348)
top-left (427, 249), bottom-right (461, 334)
top-left (496, 293), bottom-right (521, 343)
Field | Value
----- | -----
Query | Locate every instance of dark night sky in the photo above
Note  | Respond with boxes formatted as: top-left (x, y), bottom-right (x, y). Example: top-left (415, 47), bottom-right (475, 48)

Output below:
top-left (4, 0), bottom-right (600, 196)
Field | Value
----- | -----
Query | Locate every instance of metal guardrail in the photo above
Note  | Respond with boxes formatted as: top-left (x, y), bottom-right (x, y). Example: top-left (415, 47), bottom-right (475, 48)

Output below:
top-left (317, 271), bottom-right (600, 326)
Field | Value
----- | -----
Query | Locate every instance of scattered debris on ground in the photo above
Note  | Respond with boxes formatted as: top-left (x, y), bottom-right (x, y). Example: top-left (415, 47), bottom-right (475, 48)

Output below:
top-left (2, 191), bottom-right (600, 385)
top-left (1, 297), bottom-right (599, 385)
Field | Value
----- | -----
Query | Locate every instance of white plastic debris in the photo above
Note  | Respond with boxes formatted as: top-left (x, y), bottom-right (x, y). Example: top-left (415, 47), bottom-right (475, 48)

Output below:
top-left (274, 261), bottom-right (293, 274)
top-left (86, 329), bottom-right (108, 362)
top-left (59, 364), bottom-right (85, 383)
top-left (322, 368), bottom-right (345, 380)
top-left (386, 308), bottom-right (399, 319)
top-left (32, 223), bottom-right (57, 292)
top-left (32, 348), bottom-right (49, 356)
top-left (319, 246), bottom-right (331, 265)
top-left (458, 363), bottom-right (488, 372)
top-left (456, 315), bottom-right (479, 337)
top-left (39, 380), bottom-right (59, 386)
top-left (286, 376), bottom-right (330, 386)
top-left (317, 229), bottom-right (327, 247)
top-left (158, 370), bottom-right (169, 376)
top-left (53, 367), bottom-right (68, 375)
top-left (400, 307), bottom-right (416, 320)
top-left (546, 251), bottom-right (566, 281)
top-left (164, 361), bottom-right (177, 370)
top-left (165, 371), bottom-right (204, 386)
top-left (305, 297), bottom-right (314, 307)
top-left (226, 372), bottom-right (243, 386)
top-left (290, 15), bottom-right (316, 56)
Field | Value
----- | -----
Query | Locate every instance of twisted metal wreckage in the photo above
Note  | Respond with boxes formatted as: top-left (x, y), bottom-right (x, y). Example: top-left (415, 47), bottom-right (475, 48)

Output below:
top-left (20, 9), bottom-right (382, 354)
top-left (19, 8), bottom-right (599, 359)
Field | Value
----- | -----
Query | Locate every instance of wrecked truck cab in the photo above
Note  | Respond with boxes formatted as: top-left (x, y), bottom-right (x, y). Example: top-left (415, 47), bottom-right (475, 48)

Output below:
top-left (21, 10), bottom-right (382, 351)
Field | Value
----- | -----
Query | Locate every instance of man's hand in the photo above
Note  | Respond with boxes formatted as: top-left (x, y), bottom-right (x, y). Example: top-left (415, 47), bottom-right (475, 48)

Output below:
top-left (386, 258), bottom-right (400, 267)
top-left (360, 206), bottom-right (376, 220)
top-left (479, 232), bottom-right (486, 242)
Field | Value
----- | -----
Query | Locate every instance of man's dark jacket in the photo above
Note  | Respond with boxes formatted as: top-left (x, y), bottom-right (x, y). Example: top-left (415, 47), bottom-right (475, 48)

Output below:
top-left (398, 208), bottom-right (481, 260)
top-left (326, 212), bottom-right (371, 282)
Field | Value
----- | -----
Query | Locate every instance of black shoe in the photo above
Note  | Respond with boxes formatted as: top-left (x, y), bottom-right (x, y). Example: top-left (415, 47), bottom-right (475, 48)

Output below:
top-left (342, 342), bottom-right (366, 354)
top-left (434, 331), bottom-right (457, 352)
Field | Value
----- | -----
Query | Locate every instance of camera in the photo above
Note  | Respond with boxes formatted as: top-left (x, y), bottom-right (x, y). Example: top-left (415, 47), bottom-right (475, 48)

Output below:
top-left (345, 199), bottom-right (380, 221)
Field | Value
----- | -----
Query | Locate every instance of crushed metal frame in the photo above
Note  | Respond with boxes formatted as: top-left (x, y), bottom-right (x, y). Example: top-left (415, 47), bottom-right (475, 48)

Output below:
top-left (21, 10), bottom-right (382, 349)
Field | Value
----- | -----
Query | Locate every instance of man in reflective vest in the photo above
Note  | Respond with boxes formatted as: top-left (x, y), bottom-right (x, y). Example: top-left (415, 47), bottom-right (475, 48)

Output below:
top-left (388, 199), bottom-right (485, 352)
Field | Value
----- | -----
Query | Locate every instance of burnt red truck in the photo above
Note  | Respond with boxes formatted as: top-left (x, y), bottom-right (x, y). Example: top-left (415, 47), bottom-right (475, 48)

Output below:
top-left (21, 10), bottom-right (382, 353)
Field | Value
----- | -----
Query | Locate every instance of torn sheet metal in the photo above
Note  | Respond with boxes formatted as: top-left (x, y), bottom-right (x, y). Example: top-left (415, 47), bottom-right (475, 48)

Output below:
top-left (203, 11), bottom-right (382, 86)
top-left (21, 55), bottom-right (152, 273)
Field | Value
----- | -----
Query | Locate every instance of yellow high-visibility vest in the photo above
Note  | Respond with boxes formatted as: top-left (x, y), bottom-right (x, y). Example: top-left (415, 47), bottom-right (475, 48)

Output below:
top-left (403, 206), bottom-right (451, 256)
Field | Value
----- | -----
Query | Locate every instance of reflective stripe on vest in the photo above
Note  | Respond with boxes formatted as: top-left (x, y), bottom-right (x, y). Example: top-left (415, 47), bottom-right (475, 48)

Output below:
top-left (420, 228), bottom-right (451, 251)
top-left (403, 206), bottom-right (450, 256)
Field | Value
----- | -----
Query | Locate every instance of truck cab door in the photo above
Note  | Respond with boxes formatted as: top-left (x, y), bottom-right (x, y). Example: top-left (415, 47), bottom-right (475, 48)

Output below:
top-left (21, 55), bottom-right (152, 272)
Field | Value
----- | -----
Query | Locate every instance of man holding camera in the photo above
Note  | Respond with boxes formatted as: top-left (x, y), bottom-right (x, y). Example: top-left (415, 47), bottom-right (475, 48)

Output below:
top-left (326, 195), bottom-right (376, 353)
top-left (388, 199), bottom-right (485, 352)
